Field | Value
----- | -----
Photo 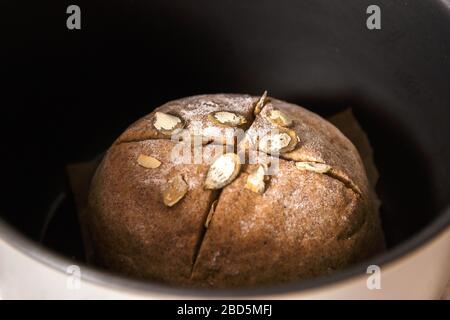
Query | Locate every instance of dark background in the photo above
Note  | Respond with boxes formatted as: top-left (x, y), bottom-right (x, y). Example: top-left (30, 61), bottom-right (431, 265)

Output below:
top-left (0, 1), bottom-right (449, 264)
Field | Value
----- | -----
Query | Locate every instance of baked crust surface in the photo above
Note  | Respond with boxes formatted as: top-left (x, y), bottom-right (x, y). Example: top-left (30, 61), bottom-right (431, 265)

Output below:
top-left (87, 94), bottom-right (384, 287)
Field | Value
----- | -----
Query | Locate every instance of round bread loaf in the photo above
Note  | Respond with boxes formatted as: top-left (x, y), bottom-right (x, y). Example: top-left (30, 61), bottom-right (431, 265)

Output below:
top-left (87, 93), bottom-right (384, 288)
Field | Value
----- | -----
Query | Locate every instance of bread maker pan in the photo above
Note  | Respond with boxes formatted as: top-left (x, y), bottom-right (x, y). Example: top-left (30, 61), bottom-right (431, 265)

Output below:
top-left (0, 0), bottom-right (449, 299)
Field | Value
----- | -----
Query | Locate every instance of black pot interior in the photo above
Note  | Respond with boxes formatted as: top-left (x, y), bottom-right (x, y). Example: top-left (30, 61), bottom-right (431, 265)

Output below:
top-left (1, 0), bottom-right (449, 273)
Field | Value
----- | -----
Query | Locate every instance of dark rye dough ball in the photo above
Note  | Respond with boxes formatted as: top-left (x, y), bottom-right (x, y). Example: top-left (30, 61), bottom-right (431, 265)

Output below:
top-left (86, 93), bottom-right (384, 288)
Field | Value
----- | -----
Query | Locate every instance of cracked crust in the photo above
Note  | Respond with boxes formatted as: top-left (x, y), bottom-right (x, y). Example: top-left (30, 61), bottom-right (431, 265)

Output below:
top-left (191, 160), bottom-right (381, 287)
top-left (87, 93), bottom-right (384, 288)
top-left (87, 139), bottom-right (220, 284)
top-left (242, 98), bottom-right (369, 196)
